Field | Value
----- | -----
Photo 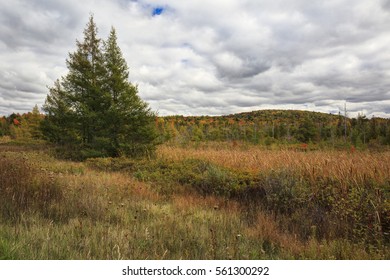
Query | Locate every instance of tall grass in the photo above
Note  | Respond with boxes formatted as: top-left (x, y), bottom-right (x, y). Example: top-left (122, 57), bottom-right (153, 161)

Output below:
top-left (0, 155), bottom-right (63, 222)
top-left (0, 143), bottom-right (388, 259)
top-left (158, 144), bottom-right (390, 185)
top-left (157, 144), bottom-right (390, 246)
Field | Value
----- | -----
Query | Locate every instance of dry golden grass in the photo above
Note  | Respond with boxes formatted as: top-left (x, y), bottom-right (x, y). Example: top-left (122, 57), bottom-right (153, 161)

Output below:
top-left (1, 143), bottom-right (388, 259)
top-left (0, 136), bottom-right (11, 144)
top-left (244, 212), bottom-right (303, 256)
top-left (158, 144), bottom-right (390, 186)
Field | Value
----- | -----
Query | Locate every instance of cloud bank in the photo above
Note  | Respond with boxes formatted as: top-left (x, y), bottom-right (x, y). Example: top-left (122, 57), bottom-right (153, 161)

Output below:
top-left (1, 0), bottom-right (390, 117)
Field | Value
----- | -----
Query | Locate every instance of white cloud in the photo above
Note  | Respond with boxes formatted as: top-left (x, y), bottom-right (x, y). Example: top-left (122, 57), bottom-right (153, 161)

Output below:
top-left (0, 0), bottom-right (389, 118)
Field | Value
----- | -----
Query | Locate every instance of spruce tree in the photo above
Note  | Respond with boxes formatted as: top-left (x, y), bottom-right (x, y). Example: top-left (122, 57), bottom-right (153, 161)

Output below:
top-left (103, 27), bottom-right (157, 157)
top-left (63, 15), bottom-right (109, 146)
top-left (42, 16), bottom-right (157, 158)
top-left (42, 80), bottom-right (76, 144)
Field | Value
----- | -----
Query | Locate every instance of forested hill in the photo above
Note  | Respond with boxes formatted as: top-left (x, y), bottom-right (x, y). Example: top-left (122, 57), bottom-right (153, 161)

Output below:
top-left (1, 109), bottom-right (390, 147)
top-left (156, 109), bottom-right (390, 146)
top-left (162, 109), bottom-right (341, 124)
top-left (227, 109), bottom-right (340, 122)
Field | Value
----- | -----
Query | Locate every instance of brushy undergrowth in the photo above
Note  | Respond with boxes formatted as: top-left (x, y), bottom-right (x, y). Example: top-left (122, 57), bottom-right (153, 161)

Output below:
top-left (1, 143), bottom-right (389, 259)
top-left (86, 155), bottom-right (389, 249)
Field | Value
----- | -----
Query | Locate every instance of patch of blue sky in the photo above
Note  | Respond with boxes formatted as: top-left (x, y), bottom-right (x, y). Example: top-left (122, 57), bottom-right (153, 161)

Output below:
top-left (152, 7), bottom-right (164, 16)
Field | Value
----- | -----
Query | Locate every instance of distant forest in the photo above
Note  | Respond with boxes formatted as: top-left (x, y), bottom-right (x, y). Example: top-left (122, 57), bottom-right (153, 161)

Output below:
top-left (156, 110), bottom-right (390, 148)
top-left (1, 107), bottom-right (390, 149)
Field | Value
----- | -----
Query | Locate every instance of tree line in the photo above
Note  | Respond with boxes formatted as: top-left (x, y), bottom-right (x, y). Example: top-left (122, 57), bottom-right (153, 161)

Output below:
top-left (2, 106), bottom-right (390, 151)
top-left (156, 110), bottom-right (390, 148)
top-left (0, 105), bottom-right (43, 141)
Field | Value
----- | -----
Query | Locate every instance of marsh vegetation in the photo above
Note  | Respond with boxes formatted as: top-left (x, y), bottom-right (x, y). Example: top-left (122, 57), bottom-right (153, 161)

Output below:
top-left (0, 141), bottom-right (388, 259)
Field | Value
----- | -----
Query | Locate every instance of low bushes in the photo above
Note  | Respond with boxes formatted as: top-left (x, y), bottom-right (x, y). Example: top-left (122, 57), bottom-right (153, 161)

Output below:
top-left (85, 155), bottom-right (389, 247)
top-left (249, 170), bottom-right (388, 246)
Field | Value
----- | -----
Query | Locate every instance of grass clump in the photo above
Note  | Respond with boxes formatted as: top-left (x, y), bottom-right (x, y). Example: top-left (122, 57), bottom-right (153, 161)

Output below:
top-left (0, 155), bottom-right (63, 222)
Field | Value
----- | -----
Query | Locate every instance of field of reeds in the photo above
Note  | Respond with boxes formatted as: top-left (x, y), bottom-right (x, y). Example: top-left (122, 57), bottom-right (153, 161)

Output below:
top-left (0, 141), bottom-right (389, 259)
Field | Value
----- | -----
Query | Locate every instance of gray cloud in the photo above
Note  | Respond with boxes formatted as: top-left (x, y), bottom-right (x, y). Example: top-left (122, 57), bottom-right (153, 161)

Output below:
top-left (0, 0), bottom-right (389, 118)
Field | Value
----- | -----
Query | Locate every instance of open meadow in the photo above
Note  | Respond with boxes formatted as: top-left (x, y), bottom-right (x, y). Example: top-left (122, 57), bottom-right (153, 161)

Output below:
top-left (0, 142), bottom-right (389, 259)
top-left (2, 0), bottom-right (390, 265)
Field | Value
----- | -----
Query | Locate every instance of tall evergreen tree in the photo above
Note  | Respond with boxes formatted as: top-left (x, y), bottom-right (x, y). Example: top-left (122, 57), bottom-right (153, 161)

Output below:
top-left (103, 27), bottom-right (156, 156)
top-left (63, 15), bottom-right (109, 146)
top-left (42, 16), bottom-right (156, 158)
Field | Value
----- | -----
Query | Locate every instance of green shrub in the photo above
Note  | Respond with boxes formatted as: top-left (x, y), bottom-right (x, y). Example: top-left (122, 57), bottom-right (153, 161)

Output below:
top-left (85, 157), bottom-right (136, 172)
top-left (174, 159), bottom-right (235, 196)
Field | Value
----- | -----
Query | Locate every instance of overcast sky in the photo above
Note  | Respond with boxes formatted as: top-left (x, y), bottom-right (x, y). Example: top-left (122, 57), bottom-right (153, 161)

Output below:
top-left (1, 0), bottom-right (390, 117)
